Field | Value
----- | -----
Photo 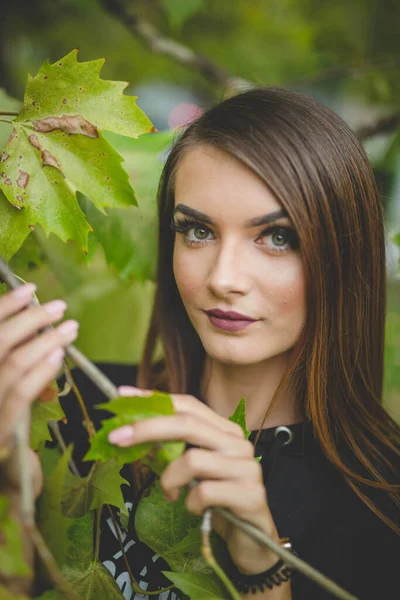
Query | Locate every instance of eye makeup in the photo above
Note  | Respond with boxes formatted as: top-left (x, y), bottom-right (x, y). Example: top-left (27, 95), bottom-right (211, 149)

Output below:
top-left (169, 216), bottom-right (299, 253)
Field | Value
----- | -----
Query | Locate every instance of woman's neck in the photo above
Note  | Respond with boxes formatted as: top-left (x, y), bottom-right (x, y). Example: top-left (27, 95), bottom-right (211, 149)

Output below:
top-left (200, 352), bottom-right (302, 430)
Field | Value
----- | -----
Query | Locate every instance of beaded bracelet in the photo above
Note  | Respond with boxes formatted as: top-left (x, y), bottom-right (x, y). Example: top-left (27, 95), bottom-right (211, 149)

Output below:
top-left (224, 539), bottom-right (294, 595)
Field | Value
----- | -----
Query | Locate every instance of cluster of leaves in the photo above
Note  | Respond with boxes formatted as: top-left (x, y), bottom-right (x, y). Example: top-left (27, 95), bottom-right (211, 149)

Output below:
top-left (1, 384), bottom-right (250, 599)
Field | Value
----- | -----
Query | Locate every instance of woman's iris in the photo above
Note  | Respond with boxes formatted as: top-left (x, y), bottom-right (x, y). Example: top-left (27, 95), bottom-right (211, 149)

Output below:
top-left (194, 227), bottom-right (209, 240)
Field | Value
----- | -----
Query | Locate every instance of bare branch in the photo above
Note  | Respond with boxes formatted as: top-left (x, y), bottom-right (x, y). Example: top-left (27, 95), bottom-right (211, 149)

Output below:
top-left (100, 0), bottom-right (252, 95)
top-left (294, 58), bottom-right (400, 88)
top-left (356, 112), bottom-right (400, 142)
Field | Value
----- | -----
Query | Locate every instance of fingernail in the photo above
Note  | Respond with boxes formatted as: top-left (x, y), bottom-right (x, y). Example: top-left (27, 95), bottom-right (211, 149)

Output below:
top-left (43, 300), bottom-right (67, 315)
top-left (47, 348), bottom-right (65, 365)
top-left (57, 320), bottom-right (79, 335)
top-left (108, 426), bottom-right (134, 445)
top-left (118, 386), bottom-right (144, 396)
top-left (12, 283), bottom-right (37, 299)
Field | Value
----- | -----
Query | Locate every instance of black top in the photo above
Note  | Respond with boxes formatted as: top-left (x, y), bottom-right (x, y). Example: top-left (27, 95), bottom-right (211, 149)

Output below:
top-left (55, 362), bottom-right (399, 600)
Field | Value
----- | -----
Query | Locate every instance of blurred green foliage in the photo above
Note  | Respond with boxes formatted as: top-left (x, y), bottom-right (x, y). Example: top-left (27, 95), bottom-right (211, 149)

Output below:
top-left (0, 0), bottom-right (399, 413)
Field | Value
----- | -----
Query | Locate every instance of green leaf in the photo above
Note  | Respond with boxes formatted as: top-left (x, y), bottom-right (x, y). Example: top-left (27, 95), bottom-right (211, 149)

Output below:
top-left (17, 49), bottom-right (152, 138)
top-left (35, 560), bottom-right (123, 600)
top-left (394, 232), bottom-right (400, 247)
top-left (61, 458), bottom-right (129, 518)
top-left (0, 189), bottom-right (41, 261)
top-left (30, 397), bottom-right (65, 450)
top-left (135, 479), bottom-right (207, 573)
top-left (162, 571), bottom-right (228, 600)
top-left (63, 511), bottom-right (95, 579)
top-left (36, 446), bottom-right (74, 568)
top-left (162, 0), bottom-right (205, 29)
top-left (83, 129), bottom-right (174, 282)
top-left (0, 583), bottom-right (30, 600)
top-left (85, 394), bottom-right (185, 473)
top-left (229, 397), bottom-right (251, 440)
top-left (0, 50), bottom-right (154, 259)
top-left (0, 126), bottom-right (92, 253)
top-left (0, 495), bottom-right (31, 577)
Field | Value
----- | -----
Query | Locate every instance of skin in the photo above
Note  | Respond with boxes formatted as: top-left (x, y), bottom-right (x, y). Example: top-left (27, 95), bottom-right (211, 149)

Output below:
top-left (109, 145), bottom-right (307, 598)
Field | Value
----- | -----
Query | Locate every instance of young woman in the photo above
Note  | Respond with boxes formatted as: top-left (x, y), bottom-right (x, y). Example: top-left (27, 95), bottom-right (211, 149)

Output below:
top-left (0, 88), bottom-right (399, 600)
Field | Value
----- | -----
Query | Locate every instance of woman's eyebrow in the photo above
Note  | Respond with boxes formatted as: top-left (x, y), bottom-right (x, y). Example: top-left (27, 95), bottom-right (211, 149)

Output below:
top-left (173, 204), bottom-right (288, 227)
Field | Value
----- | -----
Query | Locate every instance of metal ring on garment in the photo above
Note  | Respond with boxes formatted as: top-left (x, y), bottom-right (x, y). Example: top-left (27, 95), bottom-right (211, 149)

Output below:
top-left (274, 426), bottom-right (294, 446)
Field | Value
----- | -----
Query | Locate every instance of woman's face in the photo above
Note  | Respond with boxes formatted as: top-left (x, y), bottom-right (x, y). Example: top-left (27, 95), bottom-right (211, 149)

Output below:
top-left (172, 144), bottom-right (306, 366)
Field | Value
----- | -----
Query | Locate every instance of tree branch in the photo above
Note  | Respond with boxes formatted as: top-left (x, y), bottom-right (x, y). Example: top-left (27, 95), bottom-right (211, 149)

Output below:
top-left (100, 0), bottom-right (252, 95)
top-left (356, 112), bottom-right (400, 142)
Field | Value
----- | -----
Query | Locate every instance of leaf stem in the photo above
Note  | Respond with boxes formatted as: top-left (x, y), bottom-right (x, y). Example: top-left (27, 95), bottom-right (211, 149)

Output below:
top-left (94, 506), bottom-right (102, 560)
top-left (63, 361), bottom-right (96, 439)
top-left (0, 111), bottom-right (18, 116)
top-left (0, 118), bottom-right (12, 124)
top-left (200, 510), bottom-right (240, 600)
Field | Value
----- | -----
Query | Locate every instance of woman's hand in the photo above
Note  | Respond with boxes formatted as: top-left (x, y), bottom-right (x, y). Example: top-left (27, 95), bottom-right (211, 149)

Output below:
top-left (0, 284), bottom-right (79, 497)
top-left (108, 386), bottom-right (281, 575)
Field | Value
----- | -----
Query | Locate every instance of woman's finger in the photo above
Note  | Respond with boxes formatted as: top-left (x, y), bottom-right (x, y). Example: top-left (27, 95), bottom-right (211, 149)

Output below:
top-left (117, 386), bottom-right (244, 438)
top-left (0, 299), bottom-right (67, 363)
top-left (0, 284), bottom-right (37, 322)
top-left (108, 413), bottom-right (254, 458)
top-left (0, 320), bottom-right (78, 401)
top-left (0, 347), bottom-right (65, 445)
top-left (160, 448), bottom-right (262, 500)
top-left (184, 479), bottom-right (267, 521)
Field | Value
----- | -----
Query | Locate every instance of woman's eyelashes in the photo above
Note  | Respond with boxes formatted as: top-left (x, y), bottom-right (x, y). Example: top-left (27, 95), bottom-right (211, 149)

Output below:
top-left (170, 217), bottom-right (299, 253)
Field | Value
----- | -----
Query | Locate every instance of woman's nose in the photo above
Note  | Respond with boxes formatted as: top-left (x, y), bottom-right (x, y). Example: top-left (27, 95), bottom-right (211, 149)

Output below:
top-left (206, 240), bottom-right (250, 297)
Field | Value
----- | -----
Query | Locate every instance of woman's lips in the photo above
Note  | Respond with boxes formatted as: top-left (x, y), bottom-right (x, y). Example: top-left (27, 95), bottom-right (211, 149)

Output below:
top-left (206, 314), bottom-right (257, 332)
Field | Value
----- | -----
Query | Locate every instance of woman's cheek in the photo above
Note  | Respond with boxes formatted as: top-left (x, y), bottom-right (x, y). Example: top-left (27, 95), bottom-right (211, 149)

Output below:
top-left (173, 245), bottom-right (205, 302)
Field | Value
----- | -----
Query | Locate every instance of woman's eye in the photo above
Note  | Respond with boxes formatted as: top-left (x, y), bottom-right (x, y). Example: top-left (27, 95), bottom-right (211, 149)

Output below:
top-left (259, 227), bottom-right (297, 252)
top-left (189, 226), bottom-right (210, 241)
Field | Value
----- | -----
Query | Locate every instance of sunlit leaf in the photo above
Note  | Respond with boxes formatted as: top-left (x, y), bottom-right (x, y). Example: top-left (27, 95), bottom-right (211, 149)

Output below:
top-left (0, 50), bottom-right (153, 259)
top-left (85, 394), bottom-right (185, 472)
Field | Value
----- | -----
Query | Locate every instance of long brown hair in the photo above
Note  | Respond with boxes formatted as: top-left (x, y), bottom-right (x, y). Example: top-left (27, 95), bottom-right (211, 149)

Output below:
top-left (138, 87), bottom-right (400, 532)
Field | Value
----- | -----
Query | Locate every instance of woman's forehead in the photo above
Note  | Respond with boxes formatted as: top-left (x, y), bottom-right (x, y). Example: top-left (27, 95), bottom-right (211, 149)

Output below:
top-left (174, 145), bottom-right (285, 221)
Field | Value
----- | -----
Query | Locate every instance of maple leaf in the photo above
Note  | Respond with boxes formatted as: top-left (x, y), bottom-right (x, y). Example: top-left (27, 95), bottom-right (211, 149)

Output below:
top-left (0, 49), bottom-right (154, 260)
top-left (30, 396), bottom-right (65, 450)
top-left (85, 394), bottom-right (185, 473)
top-left (61, 457), bottom-right (129, 518)
top-left (162, 571), bottom-right (228, 600)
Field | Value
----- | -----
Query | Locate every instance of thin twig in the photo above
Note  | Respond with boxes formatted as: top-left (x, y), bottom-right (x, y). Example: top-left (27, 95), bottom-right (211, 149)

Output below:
top-left (0, 111), bottom-right (18, 116)
top-left (201, 509), bottom-right (240, 600)
top-left (100, 0), bottom-right (252, 95)
top-left (356, 112), bottom-right (400, 142)
top-left (63, 361), bottom-right (96, 438)
top-left (0, 118), bottom-right (12, 124)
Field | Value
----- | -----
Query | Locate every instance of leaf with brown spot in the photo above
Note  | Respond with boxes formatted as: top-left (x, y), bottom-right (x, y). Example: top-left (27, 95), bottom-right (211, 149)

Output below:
top-left (0, 50), bottom-right (154, 259)
top-left (17, 170), bottom-right (29, 188)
